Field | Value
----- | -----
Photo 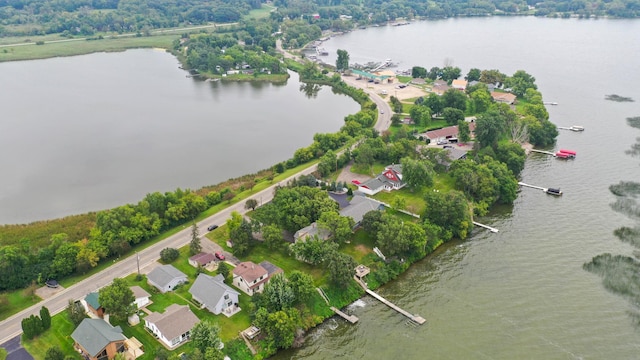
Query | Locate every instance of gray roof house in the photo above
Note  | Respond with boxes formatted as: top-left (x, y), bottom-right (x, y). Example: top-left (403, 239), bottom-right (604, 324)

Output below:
top-left (357, 164), bottom-right (405, 195)
top-left (339, 195), bottom-right (386, 228)
top-left (147, 264), bottom-right (187, 293)
top-left (145, 304), bottom-right (199, 349)
top-left (71, 318), bottom-right (126, 360)
top-left (189, 274), bottom-right (240, 316)
top-left (293, 223), bottom-right (331, 242)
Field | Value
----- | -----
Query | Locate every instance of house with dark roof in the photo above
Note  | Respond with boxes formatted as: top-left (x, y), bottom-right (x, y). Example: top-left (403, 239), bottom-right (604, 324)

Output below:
top-left (357, 164), bottom-right (405, 195)
top-left (147, 265), bottom-right (187, 293)
top-left (188, 252), bottom-right (216, 268)
top-left (83, 292), bottom-right (104, 319)
top-left (130, 286), bottom-right (151, 309)
top-left (233, 261), bottom-right (269, 296)
top-left (293, 223), bottom-right (331, 242)
top-left (144, 304), bottom-right (199, 349)
top-left (421, 122), bottom-right (477, 144)
top-left (432, 80), bottom-right (450, 95)
top-left (189, 274), bottom-right (240, 316)
top-left (259, 261), bottom-right (284, 278)
top-left (339, 195), bottom-right (386, 228)
top-left (71, 318), bottom-right (126, 360)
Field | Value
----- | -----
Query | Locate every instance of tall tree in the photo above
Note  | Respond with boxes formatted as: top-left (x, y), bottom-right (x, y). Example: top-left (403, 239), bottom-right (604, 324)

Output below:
top-left (317, 211), bottom-right (354, 243)
top-left (475, 109), bottom-right (506, 148)
top-left (336, 49), bottom-right (350, 71)
top-left (401, 157), bottom-right (434, 190)
top-left (245, 198), bottom-right (259, 211)
top-left (67, 300), bottom-right (86, 326)
top-left (458, 121), bottom-right (471, 143)
top-left (442, 107), bottom-right (464, 126)
top-left (327, 252), bottom-right (356, 288)
top-left (99, 278), bottom-right (135, 323)
top-left (260, 273), bottom-right (295, 312)
top-left (40, 306), bottom-right (51, 330)
top-left (191, 321), bottom-right (223, 358)
top-left (287, 271), bottom-right (315, 303)
top-left (466, 68), bottom-right (481, 82)
top-left (425, 93), bottom-right (444, 116)
top-left (442, 88), bottom-right (467, 111)
top-left (189, 222), bottom-right (202, 255)
top-left (262, 224), bottom-right (284, 250)
top-left (217, 261), bottom-right (230, 281)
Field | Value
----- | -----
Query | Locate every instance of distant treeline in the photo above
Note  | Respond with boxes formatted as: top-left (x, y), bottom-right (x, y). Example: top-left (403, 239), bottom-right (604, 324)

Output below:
top-left (2, 0), bottom-right (639, 38)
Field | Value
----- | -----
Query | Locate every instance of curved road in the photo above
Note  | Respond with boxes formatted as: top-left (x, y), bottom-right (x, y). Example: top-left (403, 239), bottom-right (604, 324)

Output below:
top-left (0, 43), bottom-right (392, 345)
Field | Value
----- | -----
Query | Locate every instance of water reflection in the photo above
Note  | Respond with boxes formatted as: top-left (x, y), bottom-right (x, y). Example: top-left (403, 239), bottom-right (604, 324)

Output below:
top-left (300, 83), bottom-right (322, 98)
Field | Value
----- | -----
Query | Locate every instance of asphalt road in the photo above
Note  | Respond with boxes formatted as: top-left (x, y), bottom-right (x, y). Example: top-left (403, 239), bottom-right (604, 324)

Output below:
top-left (0, 42), bottom-right (393, 345)
top-left (0, 164), bottom-right (318, 345)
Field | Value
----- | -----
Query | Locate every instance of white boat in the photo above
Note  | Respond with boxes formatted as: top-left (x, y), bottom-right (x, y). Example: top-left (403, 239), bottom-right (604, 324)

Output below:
top-left (569, 125), bottom-right (584, 132)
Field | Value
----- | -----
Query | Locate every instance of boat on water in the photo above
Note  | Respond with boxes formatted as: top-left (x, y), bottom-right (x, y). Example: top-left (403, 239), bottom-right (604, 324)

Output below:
top-left (543, 101), bottom-right (558, 105)
top-left (546, 188), bottom-right (563, 196)
top-left (569, 125), bottom-right (584, 131)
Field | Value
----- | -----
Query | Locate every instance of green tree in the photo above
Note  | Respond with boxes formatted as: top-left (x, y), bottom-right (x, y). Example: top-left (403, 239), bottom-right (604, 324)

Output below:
top-left (423, 190), bottom-right (473, 240)
top-left (189, 222), bottom-right (202, 255)
top-left (336, 49), bottom-right (350, 71)
top-left (245, 198), bottom-right (259, 211)
top-left (442, 88), bottom-right (467, 111)
top-left (409, 105), bottom-right (431, 127)
top-left (67, 300), bottom-right (86, 326)
top-left (425, 93), bottom-right (444, 116)
top-left (229, 217), bottom-right (254, 257)
top-left (495, 141), bottom-right (526, 176)
top-left (318, 150), bottom-right (338, 177)
top-left (441, 66), bottom-right (462, 83)
top-left (479, 69), bottom-right (506, 86)
top-left (99, 278), bottom-right (135, 323)
top-left (317, 211), bottom-right (355, 243)
top-left (44, 347), bottom-right (64, 360)
top-left (262, 224), bottom-right (284, 249)
top-left (287, 271), bottom-right (315, 303)
top-left (466, 68), bottom-right (481, 82)
top-left (401, 157), bottom-right (434, 190)
top-left (458, 121), bottom-right (471, 143)
top-left (255, 307), bottom-right (299, 351)
top-left (327, 252), bottom-right (356, 288)
top-left (470, 88), bottom-right (492, 113)
top-left (475, 109), bottom-right (506, 148)
top-left (260, 273), bottom-right (295, 312)
top-left (160, 248), bottom-right (180, 263)
top-left (411, 66), bottom-right (427, 78)
top-left (40, 306), bottom-right (51, 330)
top-left (442, 107), bottom-right (465, 126)
top-left (191, 321), bottom-right (223, 356)
top-left (217, 261), bottom-right (230, 281)
top-left (505, 70), bottom-right (537, 97)
top-left (289, 239), bottom-right (338, 265)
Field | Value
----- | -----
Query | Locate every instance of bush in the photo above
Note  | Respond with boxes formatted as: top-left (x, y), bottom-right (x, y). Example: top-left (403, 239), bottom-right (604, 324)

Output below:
top-left (160, 248), bottom-right (180, 263)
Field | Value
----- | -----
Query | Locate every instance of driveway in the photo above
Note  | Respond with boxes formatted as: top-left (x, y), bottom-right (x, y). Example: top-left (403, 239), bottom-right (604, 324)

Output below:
top-left (336, 162), bottom-right (373, 185)
top-left (1, 336), bottom-right (34, 360)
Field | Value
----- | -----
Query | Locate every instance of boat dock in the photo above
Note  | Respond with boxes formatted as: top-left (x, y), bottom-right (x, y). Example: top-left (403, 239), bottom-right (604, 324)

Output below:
top-left (558, 125), bottom-right (585, 132)
top-left (473, 221), bottom-right (499, 233)
top-left (518, 182), bottom-right (563, 196)
top-left (518, 182), bottom-right (546, 191)
top-left (364, 289), bottom-right (426, 325)
top-left (530, 149), bottom-right (556, 156)
top-left (331, 306), bottom-right (359, 324)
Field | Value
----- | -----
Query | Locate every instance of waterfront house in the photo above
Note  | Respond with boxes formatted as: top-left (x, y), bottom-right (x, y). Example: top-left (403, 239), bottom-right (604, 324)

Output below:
top-left (233, 261), bottom-right (269, 296)
top-left (421, 122), bottom-right (477, 144)
top-left (339, 195), bottom-right (386, 228)
top-left (71, 318), bottom-right (126, 360)
top-left (147, 265), bottom-right (187, 293)
top-left (189, 273), bottom-right (240, 316)
top-left (491, 91), bottom-right (517, 105)
top-left (356, 164), bottom-right (405, 196)
top-left (144, 304), bottom-right (199, 349)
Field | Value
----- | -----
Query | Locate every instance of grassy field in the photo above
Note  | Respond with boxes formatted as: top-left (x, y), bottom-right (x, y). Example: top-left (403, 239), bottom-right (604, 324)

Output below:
top-left (0, 289), bottom-right (42, 322)
top-left (244, 4), bottom-right (275, 20)
top-left (21, 312), bottom-right (79, 360)
top-left (0, 348), bottom-right (6, 360)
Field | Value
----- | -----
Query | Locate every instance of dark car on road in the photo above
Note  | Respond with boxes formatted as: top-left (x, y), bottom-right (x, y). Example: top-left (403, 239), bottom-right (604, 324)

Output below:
top-left (207, 224), bottom-right (219, 231)
top-left (45, 279), bottom-right (59, 288)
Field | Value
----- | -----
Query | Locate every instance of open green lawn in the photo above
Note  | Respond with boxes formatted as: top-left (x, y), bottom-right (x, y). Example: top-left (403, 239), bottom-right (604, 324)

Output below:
top-left (339, 230), bottom-right (375, 264)
top-left (0, 290), bottom-right (41, 322)
top-left (244, 4), bottom-right (275, 20)
top-left (22, 313), bottom-right (79, 360)
top-left (0, 348), bottom-right (7, 360)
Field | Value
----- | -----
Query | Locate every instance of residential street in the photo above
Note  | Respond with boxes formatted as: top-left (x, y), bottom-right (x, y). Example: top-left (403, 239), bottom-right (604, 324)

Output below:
top-left (0, 42), bottom-right (393, 345)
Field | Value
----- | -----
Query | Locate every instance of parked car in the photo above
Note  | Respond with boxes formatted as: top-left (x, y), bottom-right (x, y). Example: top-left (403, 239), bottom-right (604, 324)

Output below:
top-left (45, 279), bottom-right (59, 288)
top-left (215, 251), bottom-right (225, 260)
top-left (207, 224), bottom-right (219, 231)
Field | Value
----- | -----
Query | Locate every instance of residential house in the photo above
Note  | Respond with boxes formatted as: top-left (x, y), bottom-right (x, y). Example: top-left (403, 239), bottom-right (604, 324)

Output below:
top-left (432, 80), bottom-right (450, 95)
top-left (491, 91), bottom-right (517, 105)
top-left (188, 252), bottom-right (216, 269)
top-left (147, 264), bottom-right (187, 293)
top-left (145, 304), bottom-right (199, 349)
top-left (233, 261), bottom-right (269, 296)
top-left (83, 292), bottom-right (104, 319)
top-left (421, 122), bottom-right (477, 144)
top-left (130, 286), bottom-right (151, 309)
top-left (439, 147), bottom-right (469, 170)
top-left (293, 223), bottom-right (331, 242)
top-left (357, 164), bottom-right (405, 196)
top-left (189, 274), bottom-right (240, 315)
top-left (71, 318), bottom-right (126, 360)
top-left (451, 79), bottom-right (468, 90)
top-left (259, 261), bottom-right (284, 279)
top-left (339, 195), bottom-right (386, 228)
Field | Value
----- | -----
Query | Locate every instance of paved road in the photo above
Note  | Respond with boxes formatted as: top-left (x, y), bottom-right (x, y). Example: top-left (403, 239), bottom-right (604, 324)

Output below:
top-left (0, 165), bottom-right (318, 345)
top-left (0, 336), bottom-right (33, 360)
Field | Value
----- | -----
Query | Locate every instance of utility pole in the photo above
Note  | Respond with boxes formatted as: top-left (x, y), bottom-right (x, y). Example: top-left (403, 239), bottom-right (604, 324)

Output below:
top-left (136, 252), bottom-right (140, 275)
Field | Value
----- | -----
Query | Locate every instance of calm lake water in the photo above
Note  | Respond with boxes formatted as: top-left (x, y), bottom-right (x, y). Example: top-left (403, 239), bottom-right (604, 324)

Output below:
top-left (272, 17), bottom-right (640, 359)
top-left (0, 50), bottom-right (359, 224)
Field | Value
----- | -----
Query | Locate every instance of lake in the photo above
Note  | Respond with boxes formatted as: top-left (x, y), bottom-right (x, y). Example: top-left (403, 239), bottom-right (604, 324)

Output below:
top-left (0, 50), bottom-right (360, 224)
top-left (272, 17), bottom-right (640, 359)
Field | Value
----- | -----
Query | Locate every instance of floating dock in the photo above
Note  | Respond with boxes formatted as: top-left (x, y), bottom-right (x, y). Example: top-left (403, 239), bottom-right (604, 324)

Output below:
top-left (530, 149), bottom-right (556, 156)
top-left (472, 221), bottom-right (499, 233)
top-left (331, 306), bottom-right (359, 324)
top-left (558, 125), bottom-right (584, 132)
top-left (518, 182), bottom-right (563, 196)
top-left (365, 289), bottom-right (426, 325)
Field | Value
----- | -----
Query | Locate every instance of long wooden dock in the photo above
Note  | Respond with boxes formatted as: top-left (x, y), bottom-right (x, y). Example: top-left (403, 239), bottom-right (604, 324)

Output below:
top-left (472, 221), bottom-right (499, 233)
top-left (518, 182), bottom-right (546, 191)
top-left (364, 289), bottom-right (426, 325)
top-left (530, 149), bottom-right (556, 156)
top-left (330, 306), bottom-right (359, 324)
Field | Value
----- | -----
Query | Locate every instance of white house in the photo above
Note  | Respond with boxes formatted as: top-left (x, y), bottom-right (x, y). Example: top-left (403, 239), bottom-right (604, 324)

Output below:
top-left (357, 164), bottom-right (405, 195)
top-left (130, 286), bottom-right (151, 309)
top-left (233, 261), bottom-right (269, 296)
top-left (144, 304), bottom-right (199, 349)
top-left (189, 274), bottom-right (240, 315)
top-left (147, 265), bottom-right (187, 293)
